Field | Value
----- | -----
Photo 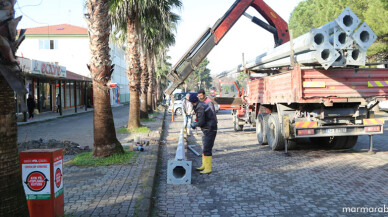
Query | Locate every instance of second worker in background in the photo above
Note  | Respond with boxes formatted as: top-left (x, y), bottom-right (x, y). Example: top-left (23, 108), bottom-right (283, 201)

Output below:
top-left (189, 94), bottom-right (217, 174)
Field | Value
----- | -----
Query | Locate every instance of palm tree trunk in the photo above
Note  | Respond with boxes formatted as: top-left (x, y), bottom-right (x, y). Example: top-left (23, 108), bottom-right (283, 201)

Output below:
top-left (86, 0), bottom-right (123, 157)
top-left (92, 86), bottom-right (123, 157)
top-left (152, 77), bottom-right (157, 110)
top-left (146, 56), bottom-right (154, 114)
top-left (156, 76), bottom-right (161, 104)
top-left (127, 16), bottom-right (141, 129)
top-left (0, 75), bottom-right (29, 216)
top-left (140, 50), bottom-right (148, 119)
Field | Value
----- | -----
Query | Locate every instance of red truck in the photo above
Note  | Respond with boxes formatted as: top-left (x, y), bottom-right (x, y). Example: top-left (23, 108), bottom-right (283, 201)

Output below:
top-left (165, 0), bottom-right (387, 152)
top-left (231, 66), bottom-right (387, 151)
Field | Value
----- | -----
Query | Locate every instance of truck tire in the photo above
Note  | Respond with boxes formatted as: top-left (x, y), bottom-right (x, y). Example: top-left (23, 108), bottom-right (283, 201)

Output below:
top-left (267, 114), bottom-right (285, 150)
top-left (256, 113), bottom-right (268, 145)
top-left (310, 136), bottom-right (357, 149)
top-left (343, 136), bottom-right (358, 149)
top-left (286, 139), bottom-right (298, 150)
top-left (328, 136), bottom-right (348, 149)
top-left (233, 113), bottom-right (243, 131)
top-left (309, 137), bottom-right (331, 147)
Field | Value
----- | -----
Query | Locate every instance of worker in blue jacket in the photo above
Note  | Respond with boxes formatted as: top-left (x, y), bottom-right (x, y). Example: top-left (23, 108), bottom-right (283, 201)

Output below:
top-left (189, 94), bottom-right (217, 174)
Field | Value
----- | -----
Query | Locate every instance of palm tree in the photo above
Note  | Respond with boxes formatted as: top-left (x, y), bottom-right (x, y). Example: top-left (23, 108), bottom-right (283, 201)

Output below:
top-left (155, 55), bottom-right (173, 103)
top-left (0, 0), bottom-right (29, 215)
top-left (140, 46), bottom-right (149, 119)
top-left (110, 0), bottom-right (181, 127)
top-left (144, 2), bottom-right (181, 112)
top-left (109, 0), bottom-right (151, 129)
top-left (85, 0), bottom-right (124, 157)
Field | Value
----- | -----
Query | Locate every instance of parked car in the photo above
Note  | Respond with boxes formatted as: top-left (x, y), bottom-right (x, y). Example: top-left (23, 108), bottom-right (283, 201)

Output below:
top-left (379, 100), bottom-right (388, 112)
top-left (168, 92), bottom-right (197, 115)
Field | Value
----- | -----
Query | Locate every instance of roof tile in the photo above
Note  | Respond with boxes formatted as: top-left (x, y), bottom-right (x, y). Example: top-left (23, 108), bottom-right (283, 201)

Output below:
top-left (23, 24), bottom-right (87, 35)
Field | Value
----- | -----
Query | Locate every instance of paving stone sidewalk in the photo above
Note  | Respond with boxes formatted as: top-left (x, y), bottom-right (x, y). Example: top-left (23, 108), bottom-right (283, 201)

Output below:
top-left (153, 111), bottom-right (388, 217)
top-left (63, 109), bottom-right (166, 217)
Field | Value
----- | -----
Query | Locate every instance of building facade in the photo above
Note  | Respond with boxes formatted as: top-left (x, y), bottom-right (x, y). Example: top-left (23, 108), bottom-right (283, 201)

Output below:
top-left (16, 24), bottom-right (129, 105)
top-left (17, 58), bottom-right (92, 114)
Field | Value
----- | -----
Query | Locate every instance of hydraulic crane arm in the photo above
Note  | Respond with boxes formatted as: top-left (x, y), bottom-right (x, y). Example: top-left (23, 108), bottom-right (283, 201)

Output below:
top-left (165, 0), bottom-right (289, 95)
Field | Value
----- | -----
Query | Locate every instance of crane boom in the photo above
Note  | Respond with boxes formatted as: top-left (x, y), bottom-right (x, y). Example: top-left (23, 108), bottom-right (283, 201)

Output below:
top-left (165, 0), bottom-right (289, 95)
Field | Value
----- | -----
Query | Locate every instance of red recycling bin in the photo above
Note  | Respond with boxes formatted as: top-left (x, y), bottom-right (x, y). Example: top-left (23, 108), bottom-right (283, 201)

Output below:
top-left (19, 149), bottom-right (64, 217)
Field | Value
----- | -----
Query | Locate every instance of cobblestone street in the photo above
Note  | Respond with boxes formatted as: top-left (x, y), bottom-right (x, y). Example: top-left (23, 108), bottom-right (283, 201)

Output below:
top-left (153, 110), bottom-right (388, 216)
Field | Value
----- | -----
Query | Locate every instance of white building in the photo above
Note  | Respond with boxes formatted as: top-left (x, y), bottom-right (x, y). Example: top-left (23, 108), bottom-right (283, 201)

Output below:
top-left (17, 24), bottom-right (129, 105)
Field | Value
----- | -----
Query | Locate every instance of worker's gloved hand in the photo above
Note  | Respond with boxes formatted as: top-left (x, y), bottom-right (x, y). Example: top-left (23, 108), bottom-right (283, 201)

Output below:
top-left (190, 122), bottom-right (197, 129)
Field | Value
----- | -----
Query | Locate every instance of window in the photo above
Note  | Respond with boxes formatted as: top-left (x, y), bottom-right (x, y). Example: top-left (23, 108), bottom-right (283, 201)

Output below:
top-left (39, 40), bottom-right (58, 50)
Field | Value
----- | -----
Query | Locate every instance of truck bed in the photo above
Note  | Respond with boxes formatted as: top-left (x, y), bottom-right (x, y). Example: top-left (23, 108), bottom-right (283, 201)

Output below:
top-left (248, 67), bottom-right (388, 105)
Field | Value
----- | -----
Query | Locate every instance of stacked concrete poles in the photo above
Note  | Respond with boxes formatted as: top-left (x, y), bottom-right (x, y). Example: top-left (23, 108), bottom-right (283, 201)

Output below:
top-left (240, 7), bottom-right (377, 72)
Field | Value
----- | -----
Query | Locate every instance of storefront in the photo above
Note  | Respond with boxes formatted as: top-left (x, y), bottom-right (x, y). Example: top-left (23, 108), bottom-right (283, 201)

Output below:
top-left (17, 57), bottom-right (92, 114)
top-left (110, 83), bottom-right (120, 106)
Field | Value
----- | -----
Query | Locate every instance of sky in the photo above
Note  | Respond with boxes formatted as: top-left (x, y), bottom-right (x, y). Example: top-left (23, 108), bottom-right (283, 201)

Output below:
top-left (15, 0), bottom-right (304, 76)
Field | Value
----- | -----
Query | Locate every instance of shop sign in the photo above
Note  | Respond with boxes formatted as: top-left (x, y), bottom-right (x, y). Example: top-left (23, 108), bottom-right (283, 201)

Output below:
top-left (32, 60), bottom-right (66, 78)
top-left (53, 155), bottom-right (63, 198)
top-left (21, 158), bottom-right (51, 200)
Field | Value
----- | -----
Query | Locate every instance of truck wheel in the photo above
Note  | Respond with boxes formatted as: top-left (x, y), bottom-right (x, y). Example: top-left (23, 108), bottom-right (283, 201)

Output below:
top-left (309, 137), bottom-right (331, 147)
top-left (329, 136), bottom-right (348, 149)
top-left (234, 122), bottom-right (244, 131)
top-left (267, 114), bottom-right (285, 150)
top-left (310, 136), bottom-right (356, 149)
top-left (343, 136), bottom-right (358, 149)
top-left (233, 113), bottom-right (243, 131)
top-left (256, 113), bottom-right (268, 145)
top-left (286, 139), bottom-right (298, 150)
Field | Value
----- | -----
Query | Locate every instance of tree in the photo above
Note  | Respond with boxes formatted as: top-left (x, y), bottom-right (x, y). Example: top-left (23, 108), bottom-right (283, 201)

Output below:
top-left (184, 58), bottom-right (213, 91)
top-left (110, 0), bottom-right (151, 129)
top-left (139, 46), bottom-right (149, 119)
top-left (155, 55), bottom-right (173, 102)
top-left (141, 0), bottom-right (181, 114)
top-left (85, 0), bottom-right (124, 157)
top-left (289, 0), bottom-right (388, 61)
top-left (110, 0), bottom-right (181, 124)
top-left (0, 0), bottom-right (29, 215)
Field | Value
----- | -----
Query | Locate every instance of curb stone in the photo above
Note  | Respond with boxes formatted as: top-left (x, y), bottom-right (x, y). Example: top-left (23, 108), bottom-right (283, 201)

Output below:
top-left (17, 109), bottom-right (94, 126)
top-left (134, 108), bottom-right (167, 217)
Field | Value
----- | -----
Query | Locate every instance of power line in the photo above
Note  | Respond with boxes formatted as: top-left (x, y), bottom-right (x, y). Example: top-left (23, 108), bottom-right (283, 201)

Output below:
top-left (16, 0), bottom-right (48, 26)
top-left (16, 0), bottom-right (44, 9)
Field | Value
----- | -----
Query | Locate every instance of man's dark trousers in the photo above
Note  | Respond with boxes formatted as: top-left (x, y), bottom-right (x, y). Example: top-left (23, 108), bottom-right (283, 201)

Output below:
top-left (202, 130), bottom-right (217, 156)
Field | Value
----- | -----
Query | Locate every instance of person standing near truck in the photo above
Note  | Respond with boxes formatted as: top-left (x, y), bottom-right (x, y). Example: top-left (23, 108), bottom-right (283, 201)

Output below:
top-left (189, 94), bottom-right (217, 174)
top-left (182, 93), bottom-right (194, 135)
top-left (198, 89), bottom-right (216, 114)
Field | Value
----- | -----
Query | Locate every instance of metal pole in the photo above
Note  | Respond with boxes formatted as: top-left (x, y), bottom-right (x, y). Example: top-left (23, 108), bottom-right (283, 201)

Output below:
top-left (59, 80), bottom-right (62, 116)
top-left (368, 134), bottom-right (375, 154)
top-left (84, 81), bottom-right (87, 111)
top-left (167, 125), bottom-right (192, 184)
top-left (251, 46), bottom-right (340, 70)
top-left (188, 145), bottom-right (201, 157)
top-left (74, 81), bottom-right (77, 113)
top-left (175, 128), bottom-right (185, 160)
top-left (244, 28), bottom-right (330, 69)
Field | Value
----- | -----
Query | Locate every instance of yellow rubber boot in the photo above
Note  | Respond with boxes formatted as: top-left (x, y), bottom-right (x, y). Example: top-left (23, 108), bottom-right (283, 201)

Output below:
top-left (200, 156), bottom-right (212, 174)
top-left (196, 154), bottom-right (205, 171)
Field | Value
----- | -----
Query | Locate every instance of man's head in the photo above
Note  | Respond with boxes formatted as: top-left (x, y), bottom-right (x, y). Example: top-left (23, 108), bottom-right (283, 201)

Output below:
top-left (188, 94), bottom-right (199, 106)
top-left (197, 89), bottom-right (206, 101)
